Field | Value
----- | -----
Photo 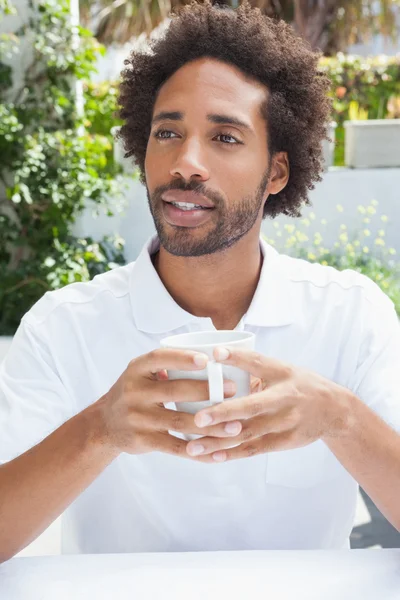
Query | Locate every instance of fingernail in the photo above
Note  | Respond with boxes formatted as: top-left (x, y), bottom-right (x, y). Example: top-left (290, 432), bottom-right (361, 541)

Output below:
top-left (196, 413), bottom-right (213, 427)
top-left (188, 444), bottom-right (205, 456)
top-left (215, 347), bottom-right (230, 361)
top-left (223, 381), bottom-right (236, 395)
top-left (225, 421), bottom-right (241, 435)
top-left (193, 353), bottom-right (209, 367)
top-left (213, 451), bottom-right (227, 462)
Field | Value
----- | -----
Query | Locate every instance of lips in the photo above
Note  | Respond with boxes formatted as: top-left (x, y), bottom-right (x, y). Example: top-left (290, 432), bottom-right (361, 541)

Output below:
top-left (161, 190), bottom-right (215, 209)
top-left (161, 198), bottom-right (215, 228)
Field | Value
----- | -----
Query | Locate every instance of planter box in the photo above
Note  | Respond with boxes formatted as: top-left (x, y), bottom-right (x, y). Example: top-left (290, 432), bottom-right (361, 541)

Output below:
top-left (0, 336), bottom-right (13, 365)
top-left (344, 119), bottom-right (400, 168)
top-left (321, 122), bottom-right (337, 170)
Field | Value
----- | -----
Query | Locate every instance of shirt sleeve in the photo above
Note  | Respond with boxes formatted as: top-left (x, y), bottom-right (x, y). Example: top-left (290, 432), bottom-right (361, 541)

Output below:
top-left (349, 287), bottom-right (400, 434)
top-left (0, 318), bottom-right (76, 465)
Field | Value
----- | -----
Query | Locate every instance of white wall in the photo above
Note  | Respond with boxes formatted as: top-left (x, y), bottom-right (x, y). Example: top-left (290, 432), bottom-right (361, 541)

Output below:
top-left (72, 167), bottom-right (400, 263)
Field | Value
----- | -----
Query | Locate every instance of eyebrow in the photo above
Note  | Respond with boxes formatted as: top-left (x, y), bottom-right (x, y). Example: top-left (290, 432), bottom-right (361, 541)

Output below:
top-left (151, 111), bottom-right (253, 132)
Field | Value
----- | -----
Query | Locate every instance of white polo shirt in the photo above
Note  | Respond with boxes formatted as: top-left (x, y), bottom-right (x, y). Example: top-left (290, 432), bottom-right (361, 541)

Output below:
top-left (1, 235), bottom-right (399, 553)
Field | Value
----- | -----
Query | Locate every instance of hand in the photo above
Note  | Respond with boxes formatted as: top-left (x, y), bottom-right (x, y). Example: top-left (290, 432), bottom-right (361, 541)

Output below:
top-left (186, 347), bottom-right (351, 463)
top-left (93, 349), bottom-right (240, 459)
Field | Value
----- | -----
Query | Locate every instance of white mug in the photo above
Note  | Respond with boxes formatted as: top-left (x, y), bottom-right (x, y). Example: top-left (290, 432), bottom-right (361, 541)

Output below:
top-left (160, 330), bottom-right (255, 441)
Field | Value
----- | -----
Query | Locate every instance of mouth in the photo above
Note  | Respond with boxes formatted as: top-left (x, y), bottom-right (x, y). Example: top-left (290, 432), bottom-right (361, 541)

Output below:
top-left (161, 190), bottom-right (215, 209)
top-left (161, 192), bottom-right (216, 228)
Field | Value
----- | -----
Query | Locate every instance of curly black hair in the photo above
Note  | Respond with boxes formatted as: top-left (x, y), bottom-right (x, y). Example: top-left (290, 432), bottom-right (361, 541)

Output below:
top-left (117, 0), bottom-right (333, 218)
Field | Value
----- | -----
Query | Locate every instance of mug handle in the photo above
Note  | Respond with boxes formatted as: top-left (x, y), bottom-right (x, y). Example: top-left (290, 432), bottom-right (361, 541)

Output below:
top-left (206, 361), bottom-right (224, 405)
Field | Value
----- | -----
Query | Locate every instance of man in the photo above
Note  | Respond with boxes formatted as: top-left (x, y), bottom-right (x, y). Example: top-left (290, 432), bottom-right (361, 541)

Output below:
top-left (0, 1), bottom-right (399, 561)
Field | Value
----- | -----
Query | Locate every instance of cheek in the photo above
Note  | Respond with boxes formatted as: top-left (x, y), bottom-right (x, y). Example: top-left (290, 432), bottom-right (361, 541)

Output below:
top-left (214, 153), bottom-right (263, 197)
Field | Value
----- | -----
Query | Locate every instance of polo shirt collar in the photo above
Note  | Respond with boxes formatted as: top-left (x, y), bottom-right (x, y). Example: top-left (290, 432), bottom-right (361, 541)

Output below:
top-left (130, 234), bottom-right (295, 334)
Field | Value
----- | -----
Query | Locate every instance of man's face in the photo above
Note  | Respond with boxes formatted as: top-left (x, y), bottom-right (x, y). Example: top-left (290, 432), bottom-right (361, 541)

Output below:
top-left (145, 57), bottom-right (275, 257)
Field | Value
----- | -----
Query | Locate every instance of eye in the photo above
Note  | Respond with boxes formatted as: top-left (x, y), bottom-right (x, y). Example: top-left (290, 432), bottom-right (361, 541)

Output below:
top-left (215, 133), bottom-right (241, 145)
top-left (153, 129), bottom-right (178, 140)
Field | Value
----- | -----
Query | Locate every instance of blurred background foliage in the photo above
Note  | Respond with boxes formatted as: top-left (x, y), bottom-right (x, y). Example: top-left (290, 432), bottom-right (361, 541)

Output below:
top-left (1, 0), bottom-right (400, 335)
top-left (0, 0), bottom-right (127, 335)
top-left (79, 0), bottom-right (400, 56)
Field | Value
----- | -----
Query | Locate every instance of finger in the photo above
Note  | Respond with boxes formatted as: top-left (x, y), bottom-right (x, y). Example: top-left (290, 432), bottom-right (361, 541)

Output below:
top-left (211, 430), bottom-right (299, 462)
top-left (145, 432), bottom-right (229, 464)
top-left (186, 413), bottom-right (290, 457)
top-left (154, 377), bottom-right (236, 405)
top-left (132, 348), bottom-right (210, 377)
top-left (194, 382), bottom-right (290, 427)
top-left (213, 347), bottom-right (292, 384)
top-left (154, 407), bottom-right (243, 439)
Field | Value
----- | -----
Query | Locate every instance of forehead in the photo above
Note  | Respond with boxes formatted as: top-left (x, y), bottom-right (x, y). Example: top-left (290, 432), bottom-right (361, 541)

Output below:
top-left (153, 57), bottom-right (268, 120)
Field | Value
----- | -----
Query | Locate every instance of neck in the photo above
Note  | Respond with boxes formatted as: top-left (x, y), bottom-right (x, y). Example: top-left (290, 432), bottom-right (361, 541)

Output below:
top-left (152, 233), bottom-right (263, 330)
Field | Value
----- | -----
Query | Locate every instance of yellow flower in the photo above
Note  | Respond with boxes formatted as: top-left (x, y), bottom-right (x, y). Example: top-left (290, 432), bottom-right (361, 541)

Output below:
top-left (286, 236), bottom-right (296, 247)
top-left (363, 229), bottom-right (371, 236)
top-left (301, 218), bottom-right (311, 227)
top-left (371, 199), bottom-right (379, 207)
top-left (354, 240), bottom-right (361, 247)
top-left (367, 206), bottom-right (376, 215)
top-left (309, 212), bottom-right (316, 221)
top-left (382, 281), bottom-right (389, 289)
top-left (296, 232), bottom-right (309, 243)
top-left (378, 229), bottom-right (385, 237)
top-left (308, 252), bottom-right (316, 261)
top-left (357, 205), bottom-right (366, 214)
top-left (389, 248), bottom-right (397, 255)
top-left (339, 233), bottom-right (348, 243)
top-left (321, 260), bottom-right (328, 266)
top-left (381, 215), bottom-right (389, 222)
top-left (340, 224), bottom-right (347, 230)
top-left (273, 222), bottom-right (280, 229)
top-left (321, 219), bottom-right (327, 225)
top-left (374, 238), bottom-right (385, 246)
top-left (346, 243), bottom-right (354, 253)
top-left (363, 218), bottom-right (371, 224)
top-left (336, 204), bottom-right (344, 212)
top-left (284, 224), bottom-right (295, 233)
top-left (363, 246), bottom-right (369, 254)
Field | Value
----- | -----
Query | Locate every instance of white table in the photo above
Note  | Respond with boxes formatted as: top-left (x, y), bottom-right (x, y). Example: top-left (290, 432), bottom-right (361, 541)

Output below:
top-left (1, 550), bottom-right (400, 599)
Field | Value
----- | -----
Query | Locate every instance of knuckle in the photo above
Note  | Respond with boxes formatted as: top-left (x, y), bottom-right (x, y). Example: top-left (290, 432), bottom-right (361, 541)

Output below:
top-left (286, 406), bottom-right (300, 427)
top-left (242, 444), bottom-right (260, 457)
top-left (170, 412), bottom-right (186, 432)
top-left (122, 378), bottom-right (135, 396)
top-left (240, 428), bottom-right (254, 442)
top-left (285, 382), bottom-right (302, 400)
top-left (128, 356), bottom-right (138, 369)
top-left (250, 400), bottom-right (263, 417)
top-left (280, 364), bottom-right (293, 379)
top-left (171, 440), bottom-right (185, 456)
top-left (147, 350), bottom-right (159, 362)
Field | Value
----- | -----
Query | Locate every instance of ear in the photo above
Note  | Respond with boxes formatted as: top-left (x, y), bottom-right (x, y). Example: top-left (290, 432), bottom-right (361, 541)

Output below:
top-left (267, 151), bottom-right (289, 195)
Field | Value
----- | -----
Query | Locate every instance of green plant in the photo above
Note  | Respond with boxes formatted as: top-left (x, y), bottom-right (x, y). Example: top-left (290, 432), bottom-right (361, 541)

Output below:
top-left (319, 54), bottom-right (400, 166)
top-left (0, 0), bottom-right (129, 335)
top-left (263, 200), bottom-right (400, 315)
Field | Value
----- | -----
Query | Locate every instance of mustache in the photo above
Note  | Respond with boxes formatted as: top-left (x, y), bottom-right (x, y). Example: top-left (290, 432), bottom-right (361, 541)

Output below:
top-left (153, 180), bottom-right (224, 208)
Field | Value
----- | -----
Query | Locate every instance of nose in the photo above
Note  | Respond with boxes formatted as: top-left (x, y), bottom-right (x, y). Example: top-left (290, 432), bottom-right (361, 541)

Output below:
top-left (169, 137), bottom-right (210, 182)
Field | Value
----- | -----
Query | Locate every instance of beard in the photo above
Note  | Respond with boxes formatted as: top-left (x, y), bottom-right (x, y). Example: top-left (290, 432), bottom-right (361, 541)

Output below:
top-left (146, 166), bottom-right (271, 258)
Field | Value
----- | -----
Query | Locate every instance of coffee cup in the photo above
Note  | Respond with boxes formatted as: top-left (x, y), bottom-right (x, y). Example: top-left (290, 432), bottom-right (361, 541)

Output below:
top-left (160, 330), bottom-right (255, 441)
